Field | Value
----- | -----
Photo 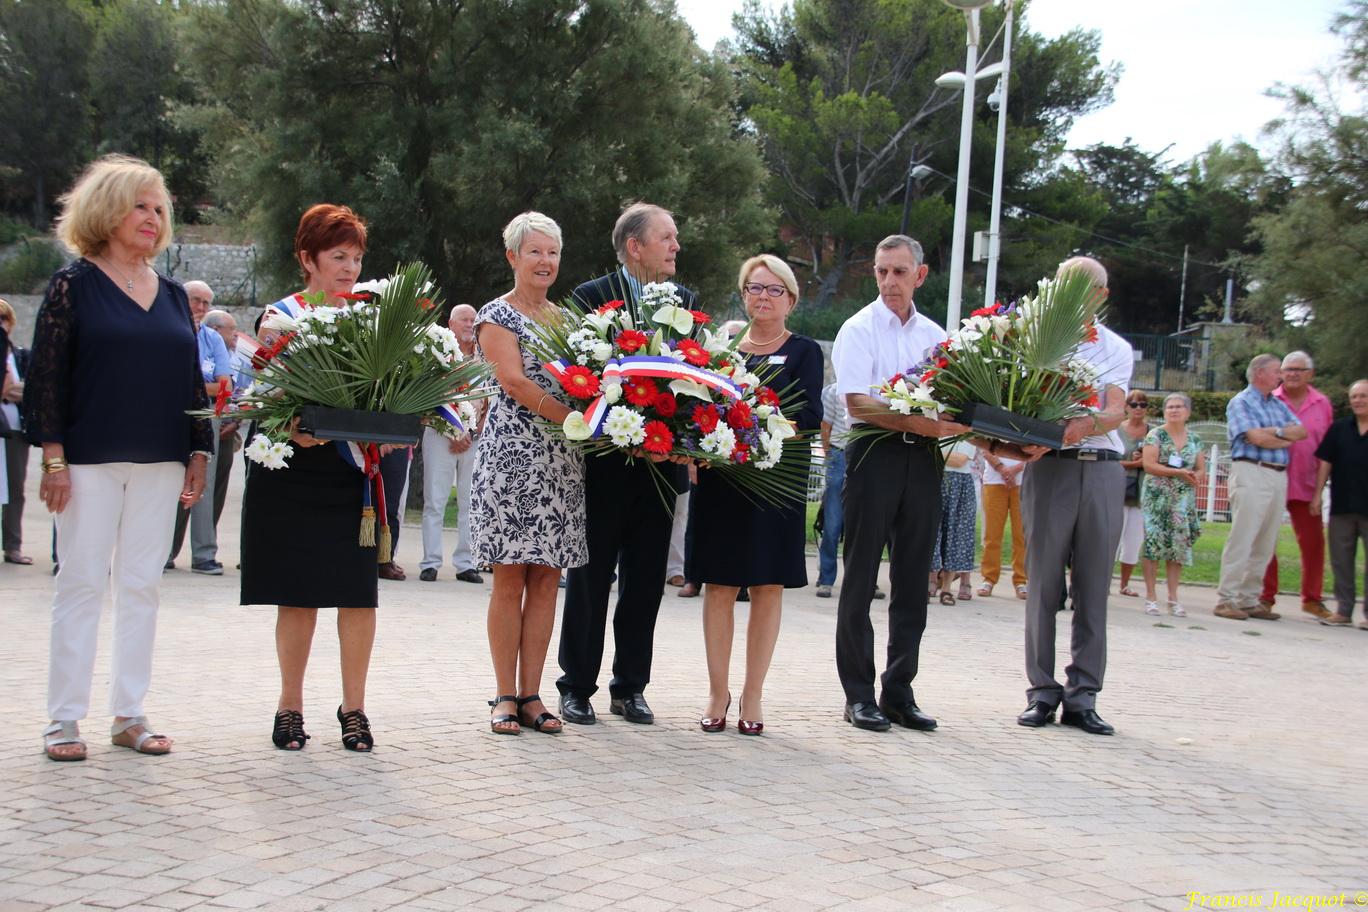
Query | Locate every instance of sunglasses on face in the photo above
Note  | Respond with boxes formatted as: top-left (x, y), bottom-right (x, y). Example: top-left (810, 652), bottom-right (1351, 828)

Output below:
top-left (1127, 401), bottom-right (1148, 408)
top-left (743, 283), bottom-right (788, 298)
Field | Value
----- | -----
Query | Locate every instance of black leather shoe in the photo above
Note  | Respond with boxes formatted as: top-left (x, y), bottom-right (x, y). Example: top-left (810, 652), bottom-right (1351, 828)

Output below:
top-left (419, 568), bottom-right (438, 582)
top-left (843, 702), bottom-right (890, 731)
top-left (1060, 708), bottom-right (1114, 735)
top-left (455, 569), bottom-right (484, 584)
top-left (879, 698), bottom-right (937, 731)
top-left (609, 693), bottom-right (654, 724)
top-left (558, 694), bottom-right (596, 725)
top-left (1016, 700), bottom-right (1056, 727)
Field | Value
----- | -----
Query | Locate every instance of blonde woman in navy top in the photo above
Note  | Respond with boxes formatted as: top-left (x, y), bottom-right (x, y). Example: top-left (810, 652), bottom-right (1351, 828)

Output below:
top-left (25, 155), bottom-right (212, 761)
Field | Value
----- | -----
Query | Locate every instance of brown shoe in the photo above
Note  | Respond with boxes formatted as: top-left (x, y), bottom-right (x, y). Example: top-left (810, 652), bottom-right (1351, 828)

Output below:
top-left (1319, 613), bottom-right (1351, 627)
top-left (1245, 603), bottom-right (1281, 620)
top-left (1214, 603), bottom-right (1249, 620)
top-left (378, 561), bottom-right (406, 581)
top-left (1301, 599), bottom-right (1332, 620)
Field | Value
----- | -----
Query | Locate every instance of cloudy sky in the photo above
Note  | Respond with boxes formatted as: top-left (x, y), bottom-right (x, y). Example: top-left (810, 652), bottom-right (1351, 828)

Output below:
top-left (676, 0), bottom-right (1350, 163)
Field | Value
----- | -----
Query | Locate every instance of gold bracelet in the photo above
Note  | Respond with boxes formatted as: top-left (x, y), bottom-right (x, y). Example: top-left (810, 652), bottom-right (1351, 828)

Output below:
top-left (41, 459), bottom-right (68, 474)
top-left (535, 393), bottom-right (549, 415)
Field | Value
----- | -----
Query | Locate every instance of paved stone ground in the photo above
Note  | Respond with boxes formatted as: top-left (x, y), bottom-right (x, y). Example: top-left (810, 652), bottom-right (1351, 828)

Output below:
top-left (2, 451), bottom-right (1366, 912)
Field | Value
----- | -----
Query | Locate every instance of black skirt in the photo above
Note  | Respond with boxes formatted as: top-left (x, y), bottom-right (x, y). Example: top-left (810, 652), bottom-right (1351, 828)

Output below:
top-left (240, 441), bottom-right (379, 608)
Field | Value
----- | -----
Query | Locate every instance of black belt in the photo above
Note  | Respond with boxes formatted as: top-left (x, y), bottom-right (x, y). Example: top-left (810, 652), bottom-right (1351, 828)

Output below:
top-left (1047, 448), bottom-right (1120, 462)
top-left (1233, 457), bottom-right (1286, 472)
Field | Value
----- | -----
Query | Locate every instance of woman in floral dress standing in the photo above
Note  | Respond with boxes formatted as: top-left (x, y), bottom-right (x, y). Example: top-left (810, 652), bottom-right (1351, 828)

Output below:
top-left (1140, 393), bottom-right (1206, 617)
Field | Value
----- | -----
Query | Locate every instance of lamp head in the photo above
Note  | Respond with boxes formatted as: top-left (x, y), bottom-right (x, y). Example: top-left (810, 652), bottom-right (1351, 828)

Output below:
top-left (941, 0), bottom-right (992, 8)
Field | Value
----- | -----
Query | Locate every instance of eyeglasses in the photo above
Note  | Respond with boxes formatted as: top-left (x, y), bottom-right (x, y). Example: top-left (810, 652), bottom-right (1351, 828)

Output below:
top-left (743, 282), bottom-right (788, 299)
top-left (1127, 401), bottom-right (1148, 408)
top-left (1281, 367), bottom-right (1310, 374)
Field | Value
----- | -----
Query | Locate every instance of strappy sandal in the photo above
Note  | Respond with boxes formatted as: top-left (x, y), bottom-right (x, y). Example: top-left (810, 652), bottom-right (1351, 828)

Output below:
top-left (43, 721), bottom-right (86, 761)
top-left (938, 591), bottom-right (956, 606)
top-left (272, 709), bottom-right (309, 750)
top-left (110, 716), bottom-right (172, 755)
top-left (336, 706), bottom-right (374, 751)
top-left (517, 694), bottom-right (562, 734)
top-left (1144, 600), bottom-right (1162, 616)
top-left (488, 695), bottom-right (521, 735)
top-left (977, 583), bottom-right (994, 597)
top-left (1168, 601), bottom-right (1187, 618)
top-left (957, 580), bottom-right (973, 601)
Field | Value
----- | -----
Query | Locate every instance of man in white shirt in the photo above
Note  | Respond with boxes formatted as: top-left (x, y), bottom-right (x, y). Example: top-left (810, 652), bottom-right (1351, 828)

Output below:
top-left (830, 235), bottom-right (967, 732)
top-left (1002, 256), bottom-right (1133, 736)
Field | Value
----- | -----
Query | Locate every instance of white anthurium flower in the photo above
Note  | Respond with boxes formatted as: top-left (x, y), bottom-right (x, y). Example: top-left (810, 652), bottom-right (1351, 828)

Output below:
top-left (562, 411), bottom-right (593, 441)
top-left (651, 304), bottom-right (695, 336)
top-left (668, 378), bottom-right (713, 401)
top-left (766, 412), bottom-right (796, 440)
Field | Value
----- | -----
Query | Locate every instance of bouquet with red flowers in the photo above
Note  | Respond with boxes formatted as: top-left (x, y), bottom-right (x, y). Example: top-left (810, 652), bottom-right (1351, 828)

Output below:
top-left (527, 281), bottom-right (808, 503)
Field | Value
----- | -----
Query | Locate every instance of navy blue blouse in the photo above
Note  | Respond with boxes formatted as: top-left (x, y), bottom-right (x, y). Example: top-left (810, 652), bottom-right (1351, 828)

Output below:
top-left (23, 259), bottom-right (213, 464)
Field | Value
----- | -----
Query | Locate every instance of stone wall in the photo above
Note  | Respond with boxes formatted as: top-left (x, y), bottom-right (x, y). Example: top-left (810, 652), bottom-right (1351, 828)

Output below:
top-left (157, 243), bottom-right (259, 309)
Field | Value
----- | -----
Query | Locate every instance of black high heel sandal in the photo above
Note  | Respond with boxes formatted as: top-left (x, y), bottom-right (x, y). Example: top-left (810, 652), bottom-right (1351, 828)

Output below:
top-left (489, 695), bottom-right (521, 735)
top-left (336, 706), bottom-right (373, 751)
top-left (272, 710), bottom-right (309, 750)
top-left (517, 694), bottom-right (562, 734)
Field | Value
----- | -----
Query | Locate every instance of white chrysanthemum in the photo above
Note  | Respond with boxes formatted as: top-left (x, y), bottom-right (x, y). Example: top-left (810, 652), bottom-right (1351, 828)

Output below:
top-left (426, 324), bottom-right (461, 361)
top-left (640, 281), bottom-right (683, 310)
top-left (264, 441), bottom-right (295, 469)
top-left (603, 406), bottom-right (646, 447)
top-left (699, 425), bottom-right (737, 458)
top-left (245, 434), bottom-right (273, 464)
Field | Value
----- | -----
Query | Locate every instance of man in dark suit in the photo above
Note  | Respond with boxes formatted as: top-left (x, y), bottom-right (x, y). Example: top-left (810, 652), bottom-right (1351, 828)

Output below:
top-left (556, 202), bottom-right (691, 725)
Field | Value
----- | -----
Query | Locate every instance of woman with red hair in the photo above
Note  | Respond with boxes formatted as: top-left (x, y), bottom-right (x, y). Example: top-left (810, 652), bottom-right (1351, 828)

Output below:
top-left (240, 204), bottom-right (382, 753)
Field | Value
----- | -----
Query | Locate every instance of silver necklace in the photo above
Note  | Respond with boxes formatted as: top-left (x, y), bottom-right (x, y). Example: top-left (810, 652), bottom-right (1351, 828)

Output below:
top-left (745, 326), bottom-right (790, 347)
top-left (99, 255), bottom-right (145, 292)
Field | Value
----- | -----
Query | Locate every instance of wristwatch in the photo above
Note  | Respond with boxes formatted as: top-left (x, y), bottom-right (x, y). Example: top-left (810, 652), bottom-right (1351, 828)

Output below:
top-left (1274, 426), bottom-right (1285, 440)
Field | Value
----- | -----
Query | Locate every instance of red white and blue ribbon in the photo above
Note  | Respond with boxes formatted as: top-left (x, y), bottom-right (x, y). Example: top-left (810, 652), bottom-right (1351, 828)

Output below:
top-left (544, 355), bottom-right (744, 439)
top-left (432, 402), bottom-right (466, 434)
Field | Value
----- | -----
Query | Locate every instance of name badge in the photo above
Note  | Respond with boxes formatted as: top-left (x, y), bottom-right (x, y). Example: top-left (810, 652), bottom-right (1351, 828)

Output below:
top-left (1167, 453), bottom-right (1185, 468)
top-left (767, 355), bottom-right (787, 365)
top-left (201, 358), bottom-right (215, 375)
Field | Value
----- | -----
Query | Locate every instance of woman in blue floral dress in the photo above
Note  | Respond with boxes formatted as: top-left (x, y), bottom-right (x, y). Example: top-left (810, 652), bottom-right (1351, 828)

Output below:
top-left (1140, 393), bottom-right (1206, 618)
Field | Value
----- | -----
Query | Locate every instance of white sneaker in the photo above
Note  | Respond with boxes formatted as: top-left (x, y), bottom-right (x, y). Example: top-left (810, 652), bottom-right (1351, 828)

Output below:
top-left (1168, 602), bottom-right (1187, 618)
top-left (816, 584), bottom-right (832, 598)
top-left (1144, 601), bottom-right (1161, 616)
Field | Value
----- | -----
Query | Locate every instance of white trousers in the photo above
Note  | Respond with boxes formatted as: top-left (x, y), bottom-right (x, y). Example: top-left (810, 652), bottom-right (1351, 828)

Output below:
top-left (50, 461), bottom-right (182, 720)
top-left (1217, 461), bottom-right (1287, 609)
top-left (1116, 504), bottom-right (1143, 565)
top-left (666, 490), bottom-right (689, 579)
top-left (419, 427), bottom-right (476, 573)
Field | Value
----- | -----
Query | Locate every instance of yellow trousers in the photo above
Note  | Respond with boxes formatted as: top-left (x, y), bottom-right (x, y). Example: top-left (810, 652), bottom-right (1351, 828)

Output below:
top-left (980, 483), bottom-right (1027, 587)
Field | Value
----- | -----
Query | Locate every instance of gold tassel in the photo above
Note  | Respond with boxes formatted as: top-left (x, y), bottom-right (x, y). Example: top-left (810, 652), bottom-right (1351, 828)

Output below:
top-left (377, 524), bottom-right (393, 564)
top-left (359, 506), bottom-right (376, 547)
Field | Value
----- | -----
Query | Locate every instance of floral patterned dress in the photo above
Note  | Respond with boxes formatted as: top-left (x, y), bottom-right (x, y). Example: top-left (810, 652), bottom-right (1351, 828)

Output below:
top-left (470, 298), bottom-right (587, 568)
top-left (1140, 426), bottom-right (1203, 564)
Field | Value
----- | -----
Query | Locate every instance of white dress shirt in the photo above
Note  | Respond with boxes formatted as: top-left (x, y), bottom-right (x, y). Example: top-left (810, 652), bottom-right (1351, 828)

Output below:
top-left (1068, 324), bottom-right (1134, 453)
top-left (831, 298), bottom-right (947, 425)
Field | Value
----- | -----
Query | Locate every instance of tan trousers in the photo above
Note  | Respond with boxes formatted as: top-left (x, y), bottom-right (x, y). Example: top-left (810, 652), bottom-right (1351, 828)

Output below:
top-left (1217, 461), bottom-right (1287, 609)
top-left (980, 483), bottom-right (1027, 587)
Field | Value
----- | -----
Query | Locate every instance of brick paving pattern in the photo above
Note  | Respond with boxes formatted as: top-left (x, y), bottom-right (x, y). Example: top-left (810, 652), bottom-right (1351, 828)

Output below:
top-left (1, 454), bottom-right (1365, 910)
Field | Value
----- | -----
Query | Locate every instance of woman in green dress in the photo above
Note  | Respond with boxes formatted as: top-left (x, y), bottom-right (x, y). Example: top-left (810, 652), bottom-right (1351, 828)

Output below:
top-left (1140, 393), bottom-right (1206, 617)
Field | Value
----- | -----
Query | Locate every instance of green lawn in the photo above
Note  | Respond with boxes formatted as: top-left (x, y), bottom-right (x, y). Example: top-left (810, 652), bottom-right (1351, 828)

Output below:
top-left (411, 502), bottom-right (1361, 598)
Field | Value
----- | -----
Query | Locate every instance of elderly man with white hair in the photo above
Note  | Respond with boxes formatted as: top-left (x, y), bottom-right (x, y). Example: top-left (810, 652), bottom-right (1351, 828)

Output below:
top-left (1215, 353), bottom-right (1308, 620)
top-left (1257, 350), bottom-right (1335, 619)
top-left (168, 284), bottom-right (233, 574)
top-left (418, 304), bottom-right (486, 583)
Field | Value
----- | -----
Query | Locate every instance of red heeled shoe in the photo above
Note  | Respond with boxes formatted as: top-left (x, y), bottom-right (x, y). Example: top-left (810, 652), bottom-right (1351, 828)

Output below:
top-left (699, 694), bottom-right (730, 733)
top-left (738, 719), bottom-right (764, 736)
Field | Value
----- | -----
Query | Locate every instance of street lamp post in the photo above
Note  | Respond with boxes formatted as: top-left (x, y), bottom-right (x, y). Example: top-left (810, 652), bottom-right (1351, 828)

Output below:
top-left (941, 0), bottom-right (993, 333)
top-left (982, 0), bottom-right (1014, 310)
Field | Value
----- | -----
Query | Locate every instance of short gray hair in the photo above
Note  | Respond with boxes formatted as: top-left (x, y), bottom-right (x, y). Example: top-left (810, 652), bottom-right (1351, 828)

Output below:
top-left (184, 280), bottom-right (214, 300)
top-left (613, 202), bottom-right (672, 265)
top-left (202, 309), bottom-right (235, 330)
top-left (1057, 256), bottom-right (1108, 289)
top-left (1163, 392), bottom-right (1191, 410)
top-left (1282, 350), bottom-right (1314, 370)
top-left (502, 211), bottom-right (562, 253)
top-left (1246, 353), bottom-right (1281, 383)
top-left (875, 235), bottom-right (924, 266)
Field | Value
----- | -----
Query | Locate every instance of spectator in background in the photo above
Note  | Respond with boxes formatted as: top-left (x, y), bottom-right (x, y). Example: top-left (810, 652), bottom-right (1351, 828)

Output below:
top-left (816, 383), bottom-right (847, 598)
top-left (167, 281), bottom-right (231, 575)
top-left (978, 452), bottom-right (1027, 600)
top-left (1, 299), bottom-right (33, 565)
top-left (418, 304), bottom-right (486, 584)
top-left (1115, 390), bottom-right (1150, 597)
top-left (1139, 394), bottom-right (1205, 617)
top-left (1215, 354), bottom-right (1307, 621)
top-left (210, 311), bottom-right (244, 529)
top-left (930, 439), bottom-right (978, 605)
top-left (1310, 379), bottom-right (1368, 629)
top-left (1259, 351), bottom-right (1335, 620)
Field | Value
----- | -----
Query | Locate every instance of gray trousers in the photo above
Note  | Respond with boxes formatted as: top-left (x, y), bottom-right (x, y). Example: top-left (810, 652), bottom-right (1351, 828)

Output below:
top-left (169, 419), bottom-right (219, 564)
top-left (2, 432), bottom-right (29, 553)
top-left (1328, 513), bottom-right (1367, 619)
top-left (1021, 456), bottom-right (1124, 711)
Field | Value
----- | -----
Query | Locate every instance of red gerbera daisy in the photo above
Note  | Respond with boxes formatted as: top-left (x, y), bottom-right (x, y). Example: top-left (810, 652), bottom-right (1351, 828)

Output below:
top-left (689, 310), bottom-right (711, 324)
top-left (693, 404), bottom-right (720, 433)
top-left (642, 420), bottom-right (673, 454)
top-left (624, 378), bottom-right (657, 406)
top-left (726, 401), bottom-right (753, 430)
top-left (335, 292), bottom-right (372, 301)
top-left (653, 393), bottom-right (678, 417)
top-left (754, 386), bottom-right (780, 408)
top-left (596, 299), bottom-right (626, 314)
top-left (558, 365), bottom-right (601, 399)
top-left (674, 338), bottom-right (710, 367)
top-left (970, 305), bottom-right (996, 318)
top-left (615, 329), bottom-right (648, 353)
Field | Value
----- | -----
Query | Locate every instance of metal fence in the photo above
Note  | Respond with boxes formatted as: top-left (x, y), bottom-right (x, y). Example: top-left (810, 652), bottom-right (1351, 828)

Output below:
top-left (1121, 332), bottom-right (1217, 393)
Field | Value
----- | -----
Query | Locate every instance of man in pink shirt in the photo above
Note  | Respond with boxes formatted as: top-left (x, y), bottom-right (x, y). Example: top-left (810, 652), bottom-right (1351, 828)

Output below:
top-left (1260, 351), bottom-right (1335, 619)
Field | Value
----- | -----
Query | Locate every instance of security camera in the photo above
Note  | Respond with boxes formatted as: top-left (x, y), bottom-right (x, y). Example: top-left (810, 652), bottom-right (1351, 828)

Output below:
top-left (986, 89), bottom-right (1001, 113)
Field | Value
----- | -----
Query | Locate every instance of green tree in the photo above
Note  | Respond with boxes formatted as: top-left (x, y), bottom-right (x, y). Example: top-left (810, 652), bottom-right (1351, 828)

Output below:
top-left (182, 0), bottom-right (771, 307)
top-left (727, 0), bottom-right (1117, 310)
top-left (1246, 0), bottom-right (1368, 388)
top-left (0, 0), bottom-right (93, 226)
